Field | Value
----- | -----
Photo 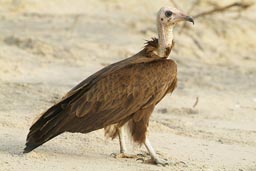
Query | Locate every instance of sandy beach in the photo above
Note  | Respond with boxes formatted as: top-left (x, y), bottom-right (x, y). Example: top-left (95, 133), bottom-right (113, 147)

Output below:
top-left (0, 0), bottom-right (256, 170)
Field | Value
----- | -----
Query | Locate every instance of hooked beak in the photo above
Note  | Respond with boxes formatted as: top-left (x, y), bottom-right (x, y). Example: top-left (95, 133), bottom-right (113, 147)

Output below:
top-left (185, 16), bottom-right (194, 24)
top-left (174, 13), bottom-right (194, 25)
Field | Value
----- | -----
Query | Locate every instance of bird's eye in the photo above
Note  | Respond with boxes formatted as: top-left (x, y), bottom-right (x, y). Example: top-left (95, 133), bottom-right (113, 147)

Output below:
top-left (165, 11), bottom-right (173, 17)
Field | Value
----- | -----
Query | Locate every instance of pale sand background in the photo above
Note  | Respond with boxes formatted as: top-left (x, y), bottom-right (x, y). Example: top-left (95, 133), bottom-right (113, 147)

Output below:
top-left (0, 0), bottom-right (256, 171)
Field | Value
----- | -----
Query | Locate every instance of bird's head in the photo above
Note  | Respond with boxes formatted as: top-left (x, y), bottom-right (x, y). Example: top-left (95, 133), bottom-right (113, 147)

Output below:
top-left (156, 7), bottom-right (194, 57)
top-left (157, 7), bottom-right (194, 26)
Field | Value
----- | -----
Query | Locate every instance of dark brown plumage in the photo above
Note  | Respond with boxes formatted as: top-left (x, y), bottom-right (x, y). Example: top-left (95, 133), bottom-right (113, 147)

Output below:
top-left (23, 7), bottom-right (194, 165)
top-left (24, 38), bottom-right (177, 153)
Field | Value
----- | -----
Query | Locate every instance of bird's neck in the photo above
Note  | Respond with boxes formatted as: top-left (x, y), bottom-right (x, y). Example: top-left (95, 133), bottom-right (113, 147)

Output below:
top-left (157, 24), bottom-right (174, 57)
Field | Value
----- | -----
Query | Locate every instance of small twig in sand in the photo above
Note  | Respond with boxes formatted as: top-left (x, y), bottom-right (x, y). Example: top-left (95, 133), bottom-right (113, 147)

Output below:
top-left (193, 2), bottom-right (253, 19)
top-left (193, 96), bottom-right (199, 108)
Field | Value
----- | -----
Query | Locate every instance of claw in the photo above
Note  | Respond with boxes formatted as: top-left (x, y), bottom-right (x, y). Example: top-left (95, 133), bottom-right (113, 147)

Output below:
top-left (136, 157), bottom-right (169, 166)
top-left (110, 153), bottom-right (117, 157)
top-left (155, 158), bottom-right (169, 166)
top-left (136, 158), bottom-right (145, 163)
top-left (110, 152), bottom-right (137, 159)
top-left (137, 151), bottom-right (150, 157)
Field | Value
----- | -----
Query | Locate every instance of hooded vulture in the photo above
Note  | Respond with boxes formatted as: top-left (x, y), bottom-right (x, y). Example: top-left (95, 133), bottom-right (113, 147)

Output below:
top-left (24, 6), bottom-right (194, 166)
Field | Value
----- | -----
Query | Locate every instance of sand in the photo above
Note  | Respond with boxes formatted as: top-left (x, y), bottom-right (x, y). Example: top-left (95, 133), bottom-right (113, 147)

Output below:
top-left (0, 0), bottom-right (256, 171)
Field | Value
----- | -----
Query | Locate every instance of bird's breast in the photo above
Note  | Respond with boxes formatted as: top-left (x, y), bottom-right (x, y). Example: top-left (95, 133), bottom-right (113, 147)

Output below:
top-left (132, 59), bottom-right (177, 100)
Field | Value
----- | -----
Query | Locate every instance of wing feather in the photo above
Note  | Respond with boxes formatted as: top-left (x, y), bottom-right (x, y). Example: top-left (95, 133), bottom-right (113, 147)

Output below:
top-left (24, 39), bottom-right (177, 153)
top-left (56, 58), bottom-right (176, 133)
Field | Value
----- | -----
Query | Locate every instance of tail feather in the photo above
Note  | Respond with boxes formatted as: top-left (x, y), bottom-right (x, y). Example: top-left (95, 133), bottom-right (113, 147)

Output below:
top-left (24, 105), bottom-right (66, 153)
top-left (29, 104), bottom-right (62, 131)
top-left (23, 132), bottom-right (60, 153)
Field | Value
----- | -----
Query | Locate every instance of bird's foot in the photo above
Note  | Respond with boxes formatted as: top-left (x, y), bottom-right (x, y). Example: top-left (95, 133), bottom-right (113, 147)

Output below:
top-left (137, 157), bottom-right (169, 166)
top-left (154, 158), bottom-right (169, 166)
top-left (110, 152), bottom-right (138, 159)
top-left (136, 151), bottom-right (150, 157)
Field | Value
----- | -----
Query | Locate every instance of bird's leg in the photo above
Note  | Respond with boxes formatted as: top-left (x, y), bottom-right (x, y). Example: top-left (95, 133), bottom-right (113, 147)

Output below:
top-left (118, 126), bottom-right (127, 153)
top-left (143, 138), bottom-right (169, 166)
top-left (111, 127), bottom-right (137, 159)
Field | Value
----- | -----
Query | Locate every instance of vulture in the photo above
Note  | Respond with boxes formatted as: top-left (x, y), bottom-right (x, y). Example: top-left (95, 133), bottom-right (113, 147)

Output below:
top-left (24, 6), bottom-right (194, 166)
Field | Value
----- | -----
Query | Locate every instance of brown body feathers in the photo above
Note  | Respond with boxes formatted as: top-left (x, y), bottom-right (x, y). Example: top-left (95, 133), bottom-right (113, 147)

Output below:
top-left (24, 38), bottom-right (177, 153)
